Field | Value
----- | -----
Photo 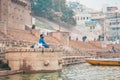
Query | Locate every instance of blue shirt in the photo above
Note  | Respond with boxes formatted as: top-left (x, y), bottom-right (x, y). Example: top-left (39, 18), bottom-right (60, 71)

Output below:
top-left (39, 38), bottom-right (47, 46)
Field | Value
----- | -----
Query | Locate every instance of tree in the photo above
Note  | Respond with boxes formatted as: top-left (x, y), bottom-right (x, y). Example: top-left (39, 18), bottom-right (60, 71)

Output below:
top-left (52, 0), bottom-right (76, 25)
top-left (29, 0), bottom-right (76, 25)
top-left (30, 0), bottom-right (52, 17)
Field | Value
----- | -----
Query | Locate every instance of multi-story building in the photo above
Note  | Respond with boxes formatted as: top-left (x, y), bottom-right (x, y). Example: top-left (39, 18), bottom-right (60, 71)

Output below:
top-left (106, 10), bottom-right (120, 41)
top-left (0, 0), bottom-right (32, 30)
top-left (103, 6), bottom-right (118, 13)
top-left (66, 1), bottom-right (103, 41)
top-left (102, 6), bottom-right (120, 42)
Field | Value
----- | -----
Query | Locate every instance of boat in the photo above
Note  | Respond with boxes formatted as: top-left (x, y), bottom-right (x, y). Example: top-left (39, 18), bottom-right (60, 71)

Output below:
top-left (85, 58), bottom-right (120, 66)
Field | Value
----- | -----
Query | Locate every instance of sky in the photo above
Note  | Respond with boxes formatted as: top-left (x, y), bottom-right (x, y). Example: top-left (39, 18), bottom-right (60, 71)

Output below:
top-left (67, 0), bottom-right (120, 11)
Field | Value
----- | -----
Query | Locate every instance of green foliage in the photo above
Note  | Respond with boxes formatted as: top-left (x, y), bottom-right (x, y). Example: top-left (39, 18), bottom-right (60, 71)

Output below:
top-left (30, 0), bottom-right (52, 17)
top-left (61, 5), bottom-right (76, 25)
top-left (29, 0), bottom-right (76, 26)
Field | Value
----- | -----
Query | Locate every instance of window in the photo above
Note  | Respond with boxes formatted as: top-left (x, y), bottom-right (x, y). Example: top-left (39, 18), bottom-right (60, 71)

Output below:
top-left (90, 27), bottom-right (92, 29)
top-left (93, 26), bottom-right (95, 29)
top-left (110, 23), bottom-right (112, 25)
top-left (83, 17), bottom-right (85, 20)
top-left (78, 17), bottom-right (79, 21)
top-left (87, 17), bottom-right (89, 20)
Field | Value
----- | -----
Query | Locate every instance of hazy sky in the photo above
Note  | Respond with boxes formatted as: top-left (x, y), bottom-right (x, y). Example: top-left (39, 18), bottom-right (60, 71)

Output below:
top-left (67, 0), bottom-right (120, 11)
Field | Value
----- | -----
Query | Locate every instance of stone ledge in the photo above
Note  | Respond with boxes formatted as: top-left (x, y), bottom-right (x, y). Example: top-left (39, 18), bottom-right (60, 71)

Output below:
top-left (0, 40), bottom-right (34, 48)
top-left (6, 48), bottom-right (63, 53)
top-left (0, 70), bottom-right (22, 76)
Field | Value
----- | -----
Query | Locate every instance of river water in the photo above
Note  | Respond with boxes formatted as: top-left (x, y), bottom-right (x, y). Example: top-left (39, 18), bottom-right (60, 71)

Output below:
top-left (0, 63), bottom-right (120, 80)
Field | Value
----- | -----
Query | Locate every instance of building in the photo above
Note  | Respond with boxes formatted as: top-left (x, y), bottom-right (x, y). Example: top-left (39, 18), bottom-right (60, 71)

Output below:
top-left (85, 20), bottom-right (97, 31)
top-left (101, 6), bottom-right (120, 43)
top-left (0, 0), bottom-right (32, 30)
top-left (66, 1), bottom-right (103, 41)
top-left (91, 11), bottom-right (110, 41)
top-left (106, 10), bottom-right (120, 41)
top-left (103, 6), bottom-right (118, 13)
top-left (107, 7), bottom-right (118, 12)
top-left (75, 13), bottom-right (91, 26)
top-left (66, 1), bottom-right (94, 26)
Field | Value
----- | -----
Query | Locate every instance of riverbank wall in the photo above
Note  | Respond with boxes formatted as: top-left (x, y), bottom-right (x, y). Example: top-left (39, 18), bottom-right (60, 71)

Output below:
top-left (5, 48), bottom-right (63, 73)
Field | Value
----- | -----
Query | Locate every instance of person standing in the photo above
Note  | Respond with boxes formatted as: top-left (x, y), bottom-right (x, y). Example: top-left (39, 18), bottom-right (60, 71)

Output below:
top-left (112, 46), bottom-right (116, 52)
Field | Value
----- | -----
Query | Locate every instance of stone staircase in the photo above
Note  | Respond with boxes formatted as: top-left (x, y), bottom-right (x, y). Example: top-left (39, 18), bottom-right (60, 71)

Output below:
top-left (69, 40), bottom-right (97, 50)
top-left (0, 39), bottom-right (35, 63)
top-left (0, 40), bottom-right (34, 48)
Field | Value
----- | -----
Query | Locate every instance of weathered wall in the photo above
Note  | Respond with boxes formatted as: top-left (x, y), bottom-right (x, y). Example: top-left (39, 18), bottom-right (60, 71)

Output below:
top-left (30, 29), bottom-right (40, 38)
top-left (5, 48), bottom-right (63, 73)
top-left (50, 31), bottom-right (70, 46)
top-left (0, 0), bottom-right (32, 29)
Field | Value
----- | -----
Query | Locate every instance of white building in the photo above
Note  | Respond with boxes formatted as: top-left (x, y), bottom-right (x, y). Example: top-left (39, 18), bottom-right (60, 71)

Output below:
top-left (102, 6), bottom-right (120, 42)
top-left (66, 1), bottom-right (103, 41)
top-left (75, 13), bottom-right (91, 26)
top-left (66, 1), bottom-right (94, 26)
top-left (106, 10), bottom-right (120, 41)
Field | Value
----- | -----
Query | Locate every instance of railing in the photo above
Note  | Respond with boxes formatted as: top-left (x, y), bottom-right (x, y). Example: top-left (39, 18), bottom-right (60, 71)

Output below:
top-left (0, 39), bottom-right (34, 48)
top-left (62, 56), bottom-right (91, 65)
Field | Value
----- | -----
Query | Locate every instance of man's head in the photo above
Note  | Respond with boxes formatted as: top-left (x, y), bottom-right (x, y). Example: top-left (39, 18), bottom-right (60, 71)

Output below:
top-left (40, 34), bottom-right (44, 38)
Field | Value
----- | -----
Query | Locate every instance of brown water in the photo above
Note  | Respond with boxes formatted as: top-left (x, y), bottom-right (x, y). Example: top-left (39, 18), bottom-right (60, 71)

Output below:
top-left (0, 63), bottom-right (120, 80)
